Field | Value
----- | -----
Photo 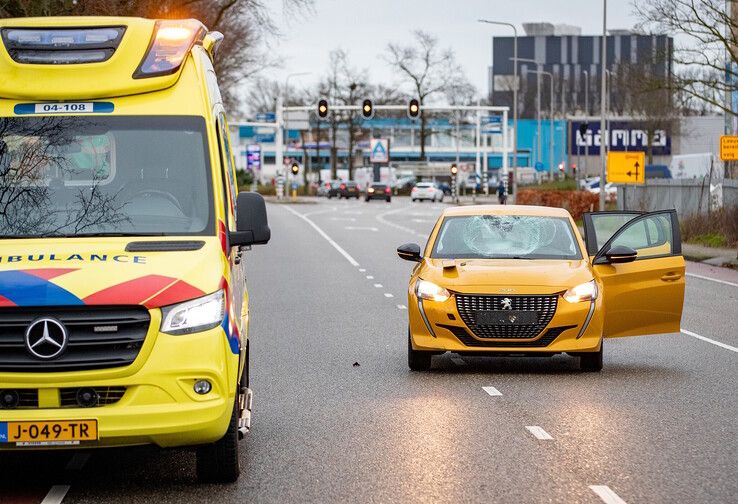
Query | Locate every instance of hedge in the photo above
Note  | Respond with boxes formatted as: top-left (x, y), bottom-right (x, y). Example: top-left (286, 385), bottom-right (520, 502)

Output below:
top-left (516, 190), bottom-right (600, 221)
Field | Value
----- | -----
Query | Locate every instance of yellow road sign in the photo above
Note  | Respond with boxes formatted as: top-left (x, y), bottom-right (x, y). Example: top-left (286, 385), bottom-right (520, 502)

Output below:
top-left (607, 151), bottom-right (645, 184)
top-left (719, 135), bottom-right (738, 160)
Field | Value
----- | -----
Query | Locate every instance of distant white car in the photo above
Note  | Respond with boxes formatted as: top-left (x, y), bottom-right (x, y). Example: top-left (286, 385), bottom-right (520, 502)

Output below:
top-left (411, 182), bottom-right (444, 202)
top-left (586, 181), bottom-right (618, 202)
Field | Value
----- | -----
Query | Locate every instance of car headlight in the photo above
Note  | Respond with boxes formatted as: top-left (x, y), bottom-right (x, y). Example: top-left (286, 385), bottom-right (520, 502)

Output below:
top-left (161, 290), bottom-right (225, 335)
top-left (563, 280), bottom-right (598, 303)
top-left (416, 279), bottom-right (451, 302)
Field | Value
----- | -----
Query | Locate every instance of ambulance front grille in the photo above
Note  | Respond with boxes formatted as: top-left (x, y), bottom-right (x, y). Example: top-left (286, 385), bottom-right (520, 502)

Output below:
top-left (0, 306), bottom-right (150, 372)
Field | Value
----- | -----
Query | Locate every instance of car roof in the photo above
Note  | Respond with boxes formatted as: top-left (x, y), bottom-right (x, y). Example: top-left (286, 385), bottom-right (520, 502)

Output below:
top-left (416, 182), bottom-right (434, 186)
top-left (441, 205), bottom-right (573, 218)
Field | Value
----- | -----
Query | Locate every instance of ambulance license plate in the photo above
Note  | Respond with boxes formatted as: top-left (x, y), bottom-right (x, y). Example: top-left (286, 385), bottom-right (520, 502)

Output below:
top-left (0, 420), bottom-right (97, 446)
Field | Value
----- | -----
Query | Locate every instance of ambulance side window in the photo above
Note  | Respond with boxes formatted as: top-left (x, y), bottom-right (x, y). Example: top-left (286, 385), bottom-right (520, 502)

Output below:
top-left (215, 114), bottom-right (237, 230)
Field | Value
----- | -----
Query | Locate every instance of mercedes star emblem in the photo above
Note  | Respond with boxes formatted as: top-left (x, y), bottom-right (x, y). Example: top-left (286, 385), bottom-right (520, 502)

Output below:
top-left (25, 318), bottom-right (68, 360)
top-left (501, 297), bottom-right (513, 310)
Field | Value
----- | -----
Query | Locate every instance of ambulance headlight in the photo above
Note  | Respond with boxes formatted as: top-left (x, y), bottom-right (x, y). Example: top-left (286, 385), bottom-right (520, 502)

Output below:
top-left (161, 290), bottom-right (225, 335)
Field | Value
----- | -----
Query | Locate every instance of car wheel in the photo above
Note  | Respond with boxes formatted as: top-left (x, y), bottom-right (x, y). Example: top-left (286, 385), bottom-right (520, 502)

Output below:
top-left (386, 197), bottom-right (391, 203)
top-left (408, 329), bottom-right (432, 371)
top-left (196, 397), bottom-right (240, 483)
top-left (327, 194), bottom-right (332, 199)
top-left (411, 198), bottom-right (416, 202)
top-left (439, 195), bottom-right (444, 203)
top-left (579, 342), bottom-right (603, 372)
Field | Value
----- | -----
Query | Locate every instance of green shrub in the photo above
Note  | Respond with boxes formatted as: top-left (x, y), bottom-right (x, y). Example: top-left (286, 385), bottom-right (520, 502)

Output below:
top-left (681, 206), bottom-right (738, 248)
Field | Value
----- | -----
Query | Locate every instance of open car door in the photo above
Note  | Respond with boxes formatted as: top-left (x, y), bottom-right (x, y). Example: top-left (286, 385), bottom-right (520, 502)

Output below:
top-left (583, 210), bottom-right (685, 338)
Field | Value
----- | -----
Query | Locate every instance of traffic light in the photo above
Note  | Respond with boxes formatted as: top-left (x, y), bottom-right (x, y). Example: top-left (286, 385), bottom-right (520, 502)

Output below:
top-left (450, 163), bottom-right (458, 175)
top-left (361, 99), bottom-right (374, 119)
top-left (318, 99), bottom-right (329, 118)
top-left (407, 98), bottom-right (420, 119)
top-left (291, 162), bottom-right (299, 175)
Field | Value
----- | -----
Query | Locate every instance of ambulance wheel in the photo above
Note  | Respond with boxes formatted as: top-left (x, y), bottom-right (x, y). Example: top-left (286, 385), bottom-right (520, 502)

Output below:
top-left (196, 398), bottom-right (240, 483)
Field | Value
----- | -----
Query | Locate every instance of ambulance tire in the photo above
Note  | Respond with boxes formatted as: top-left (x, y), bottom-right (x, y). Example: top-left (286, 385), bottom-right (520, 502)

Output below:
top-left (196, 398), bottom-right (240, 483)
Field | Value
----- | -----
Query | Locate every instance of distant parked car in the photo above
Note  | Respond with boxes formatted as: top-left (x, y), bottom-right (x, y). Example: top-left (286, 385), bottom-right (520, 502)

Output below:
top-left (586, 181), bottom-right (618, 202)
top-left (338, 181), bottom-right (360, 199)
top-left (411, 182), bottom-right (444, 202)
top-left (325, 180), bottom-right (343, 198)
top-left (393, 176), bottom-right (417, 190)
top-left (437, 182), bottom-right (452, 195)
top-left (365, 182), bottom-right (392, 202)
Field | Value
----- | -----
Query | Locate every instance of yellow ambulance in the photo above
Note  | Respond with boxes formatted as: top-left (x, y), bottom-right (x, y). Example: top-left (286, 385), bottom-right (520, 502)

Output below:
top-left (0, 16), bottom-right (270, 483)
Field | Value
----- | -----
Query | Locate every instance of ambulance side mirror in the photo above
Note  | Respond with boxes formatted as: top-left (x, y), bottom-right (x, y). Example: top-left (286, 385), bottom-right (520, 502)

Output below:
top-left (230, 192), bottom-right (271, 247)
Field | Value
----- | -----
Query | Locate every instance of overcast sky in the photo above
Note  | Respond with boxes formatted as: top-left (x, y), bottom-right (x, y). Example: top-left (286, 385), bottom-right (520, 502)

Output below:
top-left (264, 0), bottom-right (642, 98)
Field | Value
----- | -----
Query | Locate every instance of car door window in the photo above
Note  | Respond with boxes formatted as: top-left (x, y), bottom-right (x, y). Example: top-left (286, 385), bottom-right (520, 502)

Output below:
top-left (586, 212), bottom-right (641, 252)
top-left (608, 213), bottom-right (674, 258)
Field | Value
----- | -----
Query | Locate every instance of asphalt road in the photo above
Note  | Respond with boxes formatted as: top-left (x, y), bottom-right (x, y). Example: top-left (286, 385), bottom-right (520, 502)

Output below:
top-left (2, 196), bottom-right (737, 504)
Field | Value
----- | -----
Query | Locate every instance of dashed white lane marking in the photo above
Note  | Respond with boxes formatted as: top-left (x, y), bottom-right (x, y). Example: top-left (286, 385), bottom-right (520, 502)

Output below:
top-left (344, 226), bottom-right (378, 231)
top-left (450, 356), bottom-right (465, 366)
top-left (682, 329), bottom-right (738, 353)
top-left (41, 485), bottom-right (71, 504)
top-left (384, 293), bottom-right (394, 298)
top-left (411, 218), bottom-right (432, 223)
top-left (366, 275), bottom-right (374, 279)
top-left (686, 272), bottom-right (738, 288)
top-left (330, 217), bottom-right (356, 221)
top-left (482, 386), bottom-right (502, 396)
top-left (374, 283), bottom-right (383, 288)
top-left (283, 206), bottom-right (360, 267)
top-left (397, 305), bottom-right (407, 310)
top-left (359, 268), bottom-right (366, 272)
top-left (525, 426), bottom-right (553, 440)
top-left (589, 485), bottom-right (627, 504)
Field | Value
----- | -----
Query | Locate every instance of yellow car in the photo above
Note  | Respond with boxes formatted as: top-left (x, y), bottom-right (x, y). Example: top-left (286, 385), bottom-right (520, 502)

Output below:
top-left (0, 17), bottom-right (270, 482)
top-left (398, 205), bottom-right (685, 372)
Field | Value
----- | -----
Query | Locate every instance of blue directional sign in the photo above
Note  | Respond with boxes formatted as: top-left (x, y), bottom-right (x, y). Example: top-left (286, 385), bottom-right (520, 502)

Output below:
top-left (256, 112), bottom-right (276, 122)
top-left (534, 161), bottom-right (545, 172)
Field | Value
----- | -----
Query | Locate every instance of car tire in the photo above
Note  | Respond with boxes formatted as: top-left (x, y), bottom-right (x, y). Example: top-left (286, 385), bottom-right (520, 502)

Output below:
top-left (386, 197), bottom-right (391, 203)
top-left (196, 397), bottom-right (240, 483)
top-left (408, 329), bottom-right (432, 371)
top-left (579, 342), bottom-right (603, 372)
top-left (439, 195), bottom-right (444, 203)
top-left (411, 198), bottom-right (416, 202)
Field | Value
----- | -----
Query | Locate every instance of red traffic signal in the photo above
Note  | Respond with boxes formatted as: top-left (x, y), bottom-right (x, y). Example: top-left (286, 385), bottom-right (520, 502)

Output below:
top-left (407, 98), bottom-right (420, 119)
top-left (361, 99), bottom-right (374, 119)
top-left (317, 99), bottom-right (329, 118)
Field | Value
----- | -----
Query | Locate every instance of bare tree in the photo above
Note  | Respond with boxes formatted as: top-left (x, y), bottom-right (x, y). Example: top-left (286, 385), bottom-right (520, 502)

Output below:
top-left (634, 0), bottom-right (737, 117)
top-left (0, 0), bottom-right (313, 115)
top-left (384, 30), bottom-right (472, 160)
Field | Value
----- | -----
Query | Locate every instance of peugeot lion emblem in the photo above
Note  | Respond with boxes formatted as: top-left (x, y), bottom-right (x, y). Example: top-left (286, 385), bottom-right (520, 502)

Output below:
top-left (500, 298), bottom-right (513, 310)
top-left (25, 318), bottom-right (68, 360)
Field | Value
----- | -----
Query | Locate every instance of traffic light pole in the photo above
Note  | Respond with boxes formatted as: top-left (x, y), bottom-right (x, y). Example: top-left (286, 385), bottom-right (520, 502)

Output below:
top-left (275, 96), bottom-right (284, 200)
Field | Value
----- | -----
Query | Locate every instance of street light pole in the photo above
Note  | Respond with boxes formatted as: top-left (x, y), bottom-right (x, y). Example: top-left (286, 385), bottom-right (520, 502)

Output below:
top-left (528, 69), bottom-right (554, 180)
top-left (599, 0), bottom-right (608, 211)
top-left (478, 19), bottom-right (518, 201)
top-left (283, 71), bottom-right (310, 183)
top-left (584, 69), bottom-right (589, 178)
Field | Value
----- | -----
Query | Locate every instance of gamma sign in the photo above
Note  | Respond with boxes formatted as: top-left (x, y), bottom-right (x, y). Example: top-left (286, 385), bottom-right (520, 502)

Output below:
top-left (607, 151), bottom-right (645, 184)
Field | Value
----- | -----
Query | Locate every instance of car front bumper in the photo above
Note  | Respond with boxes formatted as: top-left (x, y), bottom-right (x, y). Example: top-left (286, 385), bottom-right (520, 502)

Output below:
top-left (0, 318), bottom-right (238, 450)
top-left (408, 289), bottom-right (603, 354)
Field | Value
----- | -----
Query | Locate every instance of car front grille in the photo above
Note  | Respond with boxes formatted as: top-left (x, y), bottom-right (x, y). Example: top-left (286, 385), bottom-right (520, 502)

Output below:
top-left (455, 294), bottom-right (559, 340)
top-left (0, 306), bottom-right (150, 372)
top-left (438, 324), bottom-right (575, 348)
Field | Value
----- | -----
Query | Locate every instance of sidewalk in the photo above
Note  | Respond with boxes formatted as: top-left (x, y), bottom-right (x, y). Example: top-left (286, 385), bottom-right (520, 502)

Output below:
top-left (682, 243), bottom-right (738, 269)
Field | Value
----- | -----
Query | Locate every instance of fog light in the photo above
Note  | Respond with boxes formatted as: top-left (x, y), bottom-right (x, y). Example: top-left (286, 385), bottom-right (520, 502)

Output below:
top-left (0, 389), bottom-right (19, 409)
top-left (193, 380), bottom-right (212, 395)
top-left (76, 387), bottom-right (99, 408)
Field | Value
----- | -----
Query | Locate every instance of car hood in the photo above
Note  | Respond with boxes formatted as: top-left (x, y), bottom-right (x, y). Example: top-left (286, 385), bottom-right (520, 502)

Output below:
top-left (420, 257), bottom-right (593, 294)
top-left (0, 238), bottom-right (226, 308)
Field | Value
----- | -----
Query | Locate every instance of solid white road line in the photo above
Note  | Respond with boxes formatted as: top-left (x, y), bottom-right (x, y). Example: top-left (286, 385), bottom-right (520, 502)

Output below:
top-left (41, 485), bottom-right (71, 504)
top-left (330, 217), bottom-right (356, 221)
top-left (397, 305), bottom-right (407, 310)
top-left (525, 426), bottom-right (553, 440)
top-left (376, 207), bottom-right (427, 238)
top-left (686, 272), bottom-right (738, 288)
top-left (374, 283), bottom-right (383, 288)
top-left (682, 329), bottom-right (738, 353)
top-left (589, 485), bottom-right (627, 504)
top-left (482, 386), bottom-right (502, 396)
top-left (384, 293), bottom-right (394, 298)
top-left (283, 206), bottom-right (360, 267)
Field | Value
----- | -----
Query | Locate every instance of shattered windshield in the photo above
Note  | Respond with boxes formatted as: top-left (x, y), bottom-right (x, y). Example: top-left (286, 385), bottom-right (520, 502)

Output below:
top-left (0, 115), bottom-right (213, 238)
top-left (431, 215), bottom-right (582, 260)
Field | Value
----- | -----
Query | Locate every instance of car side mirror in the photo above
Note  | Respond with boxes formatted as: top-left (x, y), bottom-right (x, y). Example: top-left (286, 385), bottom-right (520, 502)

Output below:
top-left (599, 244), bottom-right (637, 264)
top-left (397, 243), bottom-right (422, 262)
top-left (230, 192), bottom-right (271, 247)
